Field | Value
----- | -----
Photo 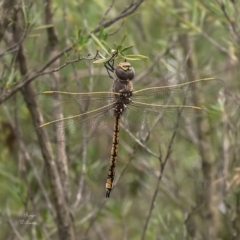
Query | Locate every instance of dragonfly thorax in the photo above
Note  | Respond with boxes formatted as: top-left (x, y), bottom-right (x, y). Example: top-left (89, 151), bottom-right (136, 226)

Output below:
top-left (114, 62), bottom-right (135, 81)
top-left (113, 91), bottom-right (132, 118)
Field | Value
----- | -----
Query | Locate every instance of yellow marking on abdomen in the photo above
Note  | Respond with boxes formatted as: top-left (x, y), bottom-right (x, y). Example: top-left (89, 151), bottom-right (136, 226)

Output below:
top-left (106, 117), bottom-right (120, 198)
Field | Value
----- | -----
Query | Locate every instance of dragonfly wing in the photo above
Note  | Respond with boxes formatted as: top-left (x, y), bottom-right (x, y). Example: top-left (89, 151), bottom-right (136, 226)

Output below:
top-left (33, 91), bottom-right (116, 142)
top-left (133, 78), bottom-right (224, 106)
top-left (122, 103), bottom-right (203, 134)
top-left (121, 78), bottom-right (224, 133)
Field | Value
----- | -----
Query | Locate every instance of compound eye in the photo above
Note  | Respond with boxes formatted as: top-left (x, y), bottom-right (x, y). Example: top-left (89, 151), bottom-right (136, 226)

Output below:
top-left (115, 66), bottom-right (128, 80)
top-left (115, 62), bottom-right (135, 81)
top-left (127, 68), bottom-right (135, 80)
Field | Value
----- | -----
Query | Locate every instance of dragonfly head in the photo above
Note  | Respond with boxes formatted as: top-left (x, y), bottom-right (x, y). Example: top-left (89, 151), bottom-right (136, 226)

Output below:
top-left (115, 62), bottom-right (135, 81)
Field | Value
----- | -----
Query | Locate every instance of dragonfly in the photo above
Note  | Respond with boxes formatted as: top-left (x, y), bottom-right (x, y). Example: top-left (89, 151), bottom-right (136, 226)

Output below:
top-left (36, 60), bottom-right (224, 198)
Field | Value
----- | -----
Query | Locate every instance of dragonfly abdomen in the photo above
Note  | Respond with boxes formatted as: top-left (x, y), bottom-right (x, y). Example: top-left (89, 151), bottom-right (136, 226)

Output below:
top-left (106, 116), bottom-right (120, 198)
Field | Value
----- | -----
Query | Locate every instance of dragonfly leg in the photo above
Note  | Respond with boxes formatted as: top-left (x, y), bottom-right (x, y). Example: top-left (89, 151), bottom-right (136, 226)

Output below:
top-left (104, 58), bottom-right (115, 80)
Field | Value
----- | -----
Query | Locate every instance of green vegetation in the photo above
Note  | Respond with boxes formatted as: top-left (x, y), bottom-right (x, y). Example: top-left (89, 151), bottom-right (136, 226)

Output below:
top-left (0, 0), bottom-right (239, 239)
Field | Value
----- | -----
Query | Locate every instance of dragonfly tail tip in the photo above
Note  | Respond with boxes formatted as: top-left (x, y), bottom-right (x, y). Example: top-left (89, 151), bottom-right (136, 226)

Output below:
top-left (106, 189), bottom-right (112, 198)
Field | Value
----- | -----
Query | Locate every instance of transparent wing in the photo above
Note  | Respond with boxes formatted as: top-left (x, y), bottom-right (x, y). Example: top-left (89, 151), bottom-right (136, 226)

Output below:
top-left (34, 78), bottom-right (224, 142)
top-left (133, 78), bottom-right (224, 105)
top-left (38, 91), bottom-right (117, 115)
top-left (122, 103), bottom-right (203, 133)
top-left (122, 78), bottom-right (224, 132)
top-left (35, 91), bottom-right (118, 142)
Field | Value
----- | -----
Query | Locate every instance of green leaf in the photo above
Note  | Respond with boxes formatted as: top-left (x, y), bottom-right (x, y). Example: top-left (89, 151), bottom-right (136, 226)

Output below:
top-left (99, 39), bottom-right (112, 53)
top-left (98, 28), bottom-right (108, 41)
top-left (36, 225), bottom-right (43, 239)
top-left (78, 28), bottom-right (82, 40)
top-left (20, 0), bottom-right (27, 24)
top-left (119, 33), bottom-right (127, 46)
top-left (79, 35), bottom-right (88, 46)
top-left (93, 58), bottom-right (112, 64)
top-left (122, 199), bottom-right (133, 217)
top-left (6, 69), bottom-right (17, 88)
top-left (120, 45), bottom-right (134, 54)
top-left (121, 54), bottom-right (148, 60)
top-left (90, 33), bottom-right (110, 55)
top-left (75, 28), bottom-right (89, 48)
top-left (0, 163), bottom-right (19, 184)
top-left (33, 24), bottom-right (54, 30)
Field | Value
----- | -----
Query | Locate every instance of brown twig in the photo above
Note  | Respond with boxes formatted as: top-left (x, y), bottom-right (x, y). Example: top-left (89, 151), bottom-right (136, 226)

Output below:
top-left (98, 0), bottom-right (117, 26)
top-left (91, 0), bottom-right (145, 35)
top-left (0, 0), bottom-right (17, 42)
top-left (2, 103), bottom-right (55, 216)
top-left (43, 0), bottom-right (74, 239)
top-left (9, 4), bottom-right (74, 240)
top-left (0, 0), bottom-right (145, 104)
top-left (141, 120), bottom-right (179, 240)
top-left (216, 0), bottom-right (240, 43)
top-left (51, 51), bottom-right (100, 73)
top-left (174, 1), bottom-right (220, 239)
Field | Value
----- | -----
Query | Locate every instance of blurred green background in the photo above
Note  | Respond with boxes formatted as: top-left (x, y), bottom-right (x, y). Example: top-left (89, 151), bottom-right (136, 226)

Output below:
top-left (0, 0), bottom-right (239, 239)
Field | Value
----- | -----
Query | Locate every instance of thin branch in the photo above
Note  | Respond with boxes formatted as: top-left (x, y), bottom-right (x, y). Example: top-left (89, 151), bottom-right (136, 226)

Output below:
top-left (0, 1), bottom-right (34, 55)
top-left (0, 0), bottom-right (145, 104)
top-left (108, 20), bottom-right (125, 36)
top-left (114, 129), bottom-right (152, 191)
top-left (73, 136), bottom-right (87, 208)
top-left (43, 0), bottom-right (74, 238)
top-left (0, 46), bottom-right (71, 103)
top-left (91, 0), bottom-right (145, 35)
top-left (98, 0), bottom-right (116, 26)
top-left (52, 51), bottom-right (100, 72)
top-left (10, 5), bottom-right (74, 240)
top-left (8, 218), bottom-right (24, 240)
top-left (0, 0), bottom-right (17, 42)
top-left (0, 49), bottom-right (99, 103)
top-left (121, 124), bottom-right (159, 158)
top-left (2, 103), bottom-right (55, 216)
top-left (0, 44), bottom-right (18, 57)
top-left (134, 46), bottom-right (171, 84)
top-left (200, 30), bottom-right (229, 55)
top-left (83, 199), bottom-right (108, 237)
top-left (141, 123), bottom-right (179, 240)
top-left (216, 0), bottom-right (240, 43)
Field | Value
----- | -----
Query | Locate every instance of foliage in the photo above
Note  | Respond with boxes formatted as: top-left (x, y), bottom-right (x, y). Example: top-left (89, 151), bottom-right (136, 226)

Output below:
top-left (0, 0), bottom-right (240, 239)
